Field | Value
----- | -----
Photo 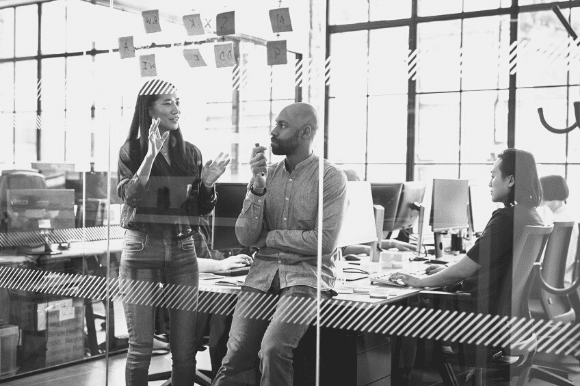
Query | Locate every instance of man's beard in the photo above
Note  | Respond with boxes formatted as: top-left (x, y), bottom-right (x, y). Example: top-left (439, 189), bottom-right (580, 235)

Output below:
top-left (271, 131), bottom-right (300, 155)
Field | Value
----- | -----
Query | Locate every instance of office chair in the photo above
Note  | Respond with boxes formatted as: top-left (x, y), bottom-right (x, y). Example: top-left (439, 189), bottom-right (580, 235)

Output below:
top-left (530, 221), bottom-right (576, 323)
top-left (528, 221), bottom-right (580, 386)
top-left (419, 225), bottom-right (552, 386)
top-left (567, 224), bottom-right (580, 318)
top-left (0, 169), bottom-right (46, 232)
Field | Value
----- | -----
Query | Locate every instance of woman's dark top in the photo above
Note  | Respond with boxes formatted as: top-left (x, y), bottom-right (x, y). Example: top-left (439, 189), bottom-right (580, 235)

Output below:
top-left (117, 138), bottom-right (216, 239)
top-left (462, 205), bottom-right (543, 315)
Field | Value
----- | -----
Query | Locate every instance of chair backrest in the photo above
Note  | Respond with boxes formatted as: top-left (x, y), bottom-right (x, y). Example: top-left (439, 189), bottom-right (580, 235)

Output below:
top-left (540, 221), bottom-right (576, 323)
top-left (0, 170), bottom-right (47, 232)
top-left (498, 225), bottom-right (552, 319)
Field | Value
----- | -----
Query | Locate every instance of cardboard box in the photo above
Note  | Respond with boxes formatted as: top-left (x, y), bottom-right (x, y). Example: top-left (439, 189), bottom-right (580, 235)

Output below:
top-left (0, 324), bottom-right (18, 375)
top-left (0, 288), bottom-right (9, 326)
top-left (18, 298), bottom-right (85, 370)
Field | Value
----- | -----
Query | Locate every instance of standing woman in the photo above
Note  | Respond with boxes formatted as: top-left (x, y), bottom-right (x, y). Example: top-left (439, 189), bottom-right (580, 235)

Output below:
top-left (117, 79), bottom-right (229, 386)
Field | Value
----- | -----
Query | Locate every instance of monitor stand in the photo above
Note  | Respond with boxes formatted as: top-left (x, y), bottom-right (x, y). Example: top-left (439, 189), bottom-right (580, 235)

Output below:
top-left (25, 229), bottom-right (62, 256)
top-left (433, 232), bottom-right (445, 258)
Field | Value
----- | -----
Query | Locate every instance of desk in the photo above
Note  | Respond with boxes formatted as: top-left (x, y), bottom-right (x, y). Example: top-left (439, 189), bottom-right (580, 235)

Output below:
top-left (199, 273), bottom-right (421, 386)
top-left (0, 238), bottom-right (124, 363)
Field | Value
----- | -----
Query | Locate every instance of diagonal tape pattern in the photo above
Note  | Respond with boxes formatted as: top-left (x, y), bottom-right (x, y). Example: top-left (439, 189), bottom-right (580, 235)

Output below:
top-left (1, 266), bottom-right (579, 357)
top-left (295, 57), bottom-right (303, 87)
top-left (0, 226), bottom-right (124, 248)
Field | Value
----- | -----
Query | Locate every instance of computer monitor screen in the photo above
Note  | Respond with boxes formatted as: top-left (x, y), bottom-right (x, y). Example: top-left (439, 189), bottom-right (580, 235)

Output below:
top-left (211, 182), bottom-right (247, 251)
top-left (468, 184), bottom-right (498, 235)
top-left (370, 183), bottom-right (403, 233)
top-left (337, 181), bottom-right (378, 248)
top-left (6, 189), bottom-right (75, 232)
top-left (394, 182), bottom-right (427, 230)
top-left (430, 179), bottom-right (470, 232)
top-left (65, 171), bottom-right (122, 205)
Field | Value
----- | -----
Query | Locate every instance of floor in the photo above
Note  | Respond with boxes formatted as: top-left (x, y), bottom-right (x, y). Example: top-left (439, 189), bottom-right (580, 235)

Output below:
top-left (0, 349), bottom-right (213, 386)
top-left (1, 299), bottom-right (578, 385)
top-left (1, 347), bottom-right (578, 385)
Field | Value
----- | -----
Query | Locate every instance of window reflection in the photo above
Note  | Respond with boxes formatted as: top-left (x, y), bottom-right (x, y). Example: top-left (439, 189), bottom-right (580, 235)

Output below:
top-left (516, 87), bottom-right (567, 163)
top-left (460, 90), bottom-right (508, 163)
top-left (415, 93), bottom-right (460, 163)
top-left (417, 21), bottom-right (462, 92)
top-left (0, 8), bottom-right (15, 59)
top-left (517, 10), bottom-right (570, 87)
top-left (329, 31), bottom-right (368, 98)
top-left (15, 5), bottom-right (38, 58)
top-left (14, 60), bottom-right (37, 112)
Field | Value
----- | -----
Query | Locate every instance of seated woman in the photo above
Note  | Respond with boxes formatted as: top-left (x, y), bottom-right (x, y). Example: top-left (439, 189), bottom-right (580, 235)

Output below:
top-left (392, 148), bottom-right (543, 316)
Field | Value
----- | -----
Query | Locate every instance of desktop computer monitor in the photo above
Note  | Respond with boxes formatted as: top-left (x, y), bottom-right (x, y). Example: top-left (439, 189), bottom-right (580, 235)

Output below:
top-left (430, 179), bottom-right (469, 257)
top-left (370, 183), bottom-right (403, 234)
top-left (468, 183), bottom-right (498, 236)
top-left (65, 171), bottom-right (122, 205)
top-left (337, 181), bottom-right (378, 248)
top-left (6, 189), bottom-right (75, 232)
top-left (394, 182), bottom-right (427, 230)
top-left (211, 182), bottom-right (248, 251)
top-left (393, 182), bottom-right (427, 253)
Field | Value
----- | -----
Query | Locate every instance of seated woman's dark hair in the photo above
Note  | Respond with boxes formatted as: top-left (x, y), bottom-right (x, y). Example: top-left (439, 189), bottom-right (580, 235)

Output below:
top-left (540, 175), bottom-right (569, 201)
top-left (496, 149), bottom-right (542, 207)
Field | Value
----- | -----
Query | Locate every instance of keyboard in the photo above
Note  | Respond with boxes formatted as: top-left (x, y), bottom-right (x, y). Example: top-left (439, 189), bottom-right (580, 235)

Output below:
top-left (214, 266), bottom-right (250, 277)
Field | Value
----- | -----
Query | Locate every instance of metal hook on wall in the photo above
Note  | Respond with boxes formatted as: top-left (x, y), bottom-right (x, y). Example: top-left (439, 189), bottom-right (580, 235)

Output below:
top-left (538, 6), bottom-right (580, 134)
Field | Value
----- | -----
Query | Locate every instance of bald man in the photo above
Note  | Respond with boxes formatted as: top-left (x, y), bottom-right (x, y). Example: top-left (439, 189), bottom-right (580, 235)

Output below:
top-left (212, 103), bottom-right (348, 386)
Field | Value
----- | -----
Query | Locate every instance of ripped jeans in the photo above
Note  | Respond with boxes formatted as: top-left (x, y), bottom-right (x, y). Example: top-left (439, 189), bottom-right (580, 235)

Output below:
top-left (120, 229), bottom-right (199, 386)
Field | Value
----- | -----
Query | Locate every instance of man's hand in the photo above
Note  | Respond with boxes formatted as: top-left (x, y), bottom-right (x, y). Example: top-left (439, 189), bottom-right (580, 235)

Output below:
top-left (251, 228), bottom-right (269, 249)
top-left (250, 145), bottom-right (268, 189)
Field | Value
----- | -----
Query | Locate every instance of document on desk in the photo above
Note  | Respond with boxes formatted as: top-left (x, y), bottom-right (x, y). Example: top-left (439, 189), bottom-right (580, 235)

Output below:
top-left (369, 288), bottom-right (401, 299)
top-left (199, 273), bottom-right (225, 280)
top-left (214, 278), bottom-right (244, 286)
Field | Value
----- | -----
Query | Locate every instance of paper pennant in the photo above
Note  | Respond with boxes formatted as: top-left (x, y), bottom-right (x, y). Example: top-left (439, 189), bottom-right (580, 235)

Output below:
top-left (269, 8), bottom-right (292, 33)
top-left (183, 49), bottom-right (207, 67)
top-left (267, 40), bottom-right (288, 66)
top-left (118, 36), bottom-right (135, 59)
top-left (142, 10), bottom-right (162, 33)
top-left (139, 54), bottom-right (157, 77)
top-left (183, 14), bottom-right (205, 36)
top-left (216, 11), bottom-right (235, 36)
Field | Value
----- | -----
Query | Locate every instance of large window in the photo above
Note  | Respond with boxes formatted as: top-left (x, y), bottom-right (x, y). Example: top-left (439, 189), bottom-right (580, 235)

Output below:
top-left (0, 1), bottom-right (299, 179)
top-left (327, 0), bottom-right (580, 210)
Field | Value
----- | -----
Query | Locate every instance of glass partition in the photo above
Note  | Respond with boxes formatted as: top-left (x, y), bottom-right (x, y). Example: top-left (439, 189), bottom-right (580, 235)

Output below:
top-left (0, 0), bottom-right (312, 385)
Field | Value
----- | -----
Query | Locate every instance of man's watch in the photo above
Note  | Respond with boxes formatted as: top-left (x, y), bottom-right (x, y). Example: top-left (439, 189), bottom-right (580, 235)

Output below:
top-left (250, 185), bottom-right (266, 196)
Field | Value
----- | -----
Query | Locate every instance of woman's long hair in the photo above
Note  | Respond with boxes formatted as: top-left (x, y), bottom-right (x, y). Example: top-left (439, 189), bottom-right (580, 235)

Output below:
top-left (126, 79), bottom-right (190, 175)
top-left (497, 148), bottom-right (542, 208)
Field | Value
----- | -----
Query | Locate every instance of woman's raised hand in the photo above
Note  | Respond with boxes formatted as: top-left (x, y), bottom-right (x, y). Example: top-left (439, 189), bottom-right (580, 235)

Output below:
top-left (147, 118), bottom-right (170, 157)
top-left (202, 153), bottom-right (231, 188)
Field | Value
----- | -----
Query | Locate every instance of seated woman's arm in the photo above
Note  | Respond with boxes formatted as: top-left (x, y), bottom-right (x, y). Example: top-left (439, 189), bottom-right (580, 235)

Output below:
top-left (393, 255), bottom-right (480, 288)
top-left (198, 254), bottom-right (253, 273)
top-left (381, 239), bottom-right (416, 251)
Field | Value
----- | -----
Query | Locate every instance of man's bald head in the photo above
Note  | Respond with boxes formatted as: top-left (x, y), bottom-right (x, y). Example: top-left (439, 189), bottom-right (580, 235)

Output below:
top-left (281, 102), bottom-right (318, 136)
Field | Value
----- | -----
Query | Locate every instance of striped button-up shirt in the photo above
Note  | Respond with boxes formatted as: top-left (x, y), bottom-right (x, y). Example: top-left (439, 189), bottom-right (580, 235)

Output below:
top-left (235, 152), bottom-right (347, 292)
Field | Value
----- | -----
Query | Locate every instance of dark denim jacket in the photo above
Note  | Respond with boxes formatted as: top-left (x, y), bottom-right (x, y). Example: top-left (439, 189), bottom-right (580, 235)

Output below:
top-left (117, 138), bottom-right (216, 239)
